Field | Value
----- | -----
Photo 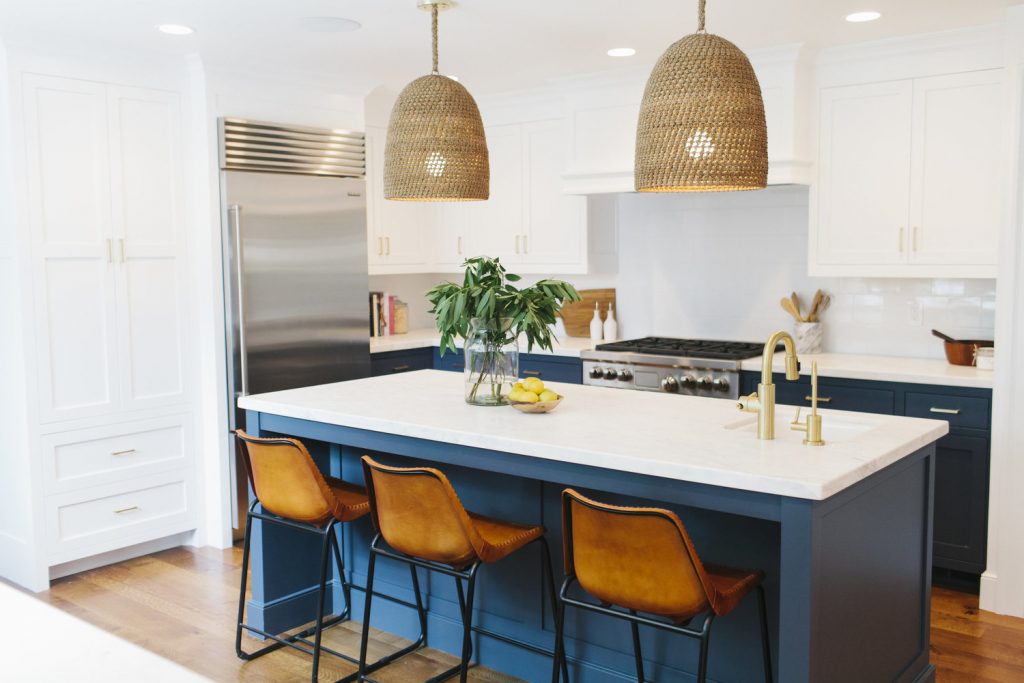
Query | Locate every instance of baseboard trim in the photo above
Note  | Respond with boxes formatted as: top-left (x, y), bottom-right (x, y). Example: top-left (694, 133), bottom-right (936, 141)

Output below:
top-left (48, 531), bottom-right (196, 583)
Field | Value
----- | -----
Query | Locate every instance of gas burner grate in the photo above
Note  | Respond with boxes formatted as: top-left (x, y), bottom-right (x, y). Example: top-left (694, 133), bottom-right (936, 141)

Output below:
top-left (595, 337), bottom-right (770, 360)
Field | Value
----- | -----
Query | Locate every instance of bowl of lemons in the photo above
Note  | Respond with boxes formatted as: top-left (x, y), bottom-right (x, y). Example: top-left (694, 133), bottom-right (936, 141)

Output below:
top-left (508, 377), bottom-right (563, 413)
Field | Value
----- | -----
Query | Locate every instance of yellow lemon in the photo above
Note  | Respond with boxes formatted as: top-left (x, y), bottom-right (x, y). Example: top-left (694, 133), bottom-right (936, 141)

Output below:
top-left (539, 390), bottom-right (559, 402)
top-left (512, 390), bottom-right (540, 403)
top-left (512, 382), bottom-right (526, 392)
top-left (522, 377), bottom-right (545, 394)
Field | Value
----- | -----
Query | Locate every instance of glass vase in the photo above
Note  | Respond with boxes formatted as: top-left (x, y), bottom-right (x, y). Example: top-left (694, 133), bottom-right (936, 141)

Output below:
top-left (464, 318), bottom-right (519, 406)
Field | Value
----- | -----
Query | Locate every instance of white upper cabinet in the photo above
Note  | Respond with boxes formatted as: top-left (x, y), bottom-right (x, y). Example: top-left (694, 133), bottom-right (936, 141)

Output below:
top-left (23, 75), bottom-right (190, 423)
top-left (520, 120), bottom-right (587, 270)
top-left (909, 71), bottom-right (1003, 268)
top-left (365, 125), bottom-right (433, 272)
top-left (810, 68), bottom-right (1003, 278)
top-left (471, 124), bottom-right (523, 263)
top-left (813, 80), bottom-right (914, 267)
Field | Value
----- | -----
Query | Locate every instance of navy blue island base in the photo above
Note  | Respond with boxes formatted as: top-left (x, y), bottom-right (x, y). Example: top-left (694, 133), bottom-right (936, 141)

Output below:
top-left (244, 408), bottom-right (935, 683)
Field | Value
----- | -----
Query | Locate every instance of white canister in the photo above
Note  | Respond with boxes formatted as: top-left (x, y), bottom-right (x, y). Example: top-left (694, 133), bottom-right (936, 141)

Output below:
top-left (603, 303), bottom-right (618, 342)
top-left (795, 322), bottom-right (823, 355)
top-left (975, 346), bottom-right (995, 371)
top-left (589, 303), bottom-right (603, 343)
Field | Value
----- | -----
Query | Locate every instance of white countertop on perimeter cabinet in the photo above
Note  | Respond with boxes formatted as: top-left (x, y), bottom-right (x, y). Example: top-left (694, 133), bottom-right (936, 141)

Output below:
top-left (239, 370), bottom-right (949, 501)
top-left (741, 352), bottom-right (993, 389)
top-left (370, 328), bottom-right (595, 357)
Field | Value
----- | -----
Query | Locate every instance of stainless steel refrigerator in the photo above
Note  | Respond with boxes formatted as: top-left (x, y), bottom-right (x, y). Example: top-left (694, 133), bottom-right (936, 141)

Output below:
top-left (219, 118), bottom-right (370, 536)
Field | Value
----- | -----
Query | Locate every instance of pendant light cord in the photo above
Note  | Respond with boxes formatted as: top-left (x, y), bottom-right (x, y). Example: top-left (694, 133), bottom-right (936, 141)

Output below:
top-left (697, 0), bottom-right (706, 32)
top-left (431, 4), bottom-right (439, 74)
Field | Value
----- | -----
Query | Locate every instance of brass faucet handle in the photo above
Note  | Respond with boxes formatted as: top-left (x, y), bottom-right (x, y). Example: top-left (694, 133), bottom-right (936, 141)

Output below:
top-left (803, 414), bottom-right (826, 446)
top-left (737, 392), bottom-right (760, 413)
top-left (790, 407), bottom-right (806, 431)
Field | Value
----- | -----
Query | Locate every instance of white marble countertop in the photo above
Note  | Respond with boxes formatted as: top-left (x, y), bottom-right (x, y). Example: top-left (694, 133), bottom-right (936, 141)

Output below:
top-left (1, 581), bottom-right (210, 682)
top-left (239, 370), bottom-right (948, 501)
top-left (741, 352), bottom-right (993, 389)
top-left (370, 328), bottom-right (594, 358)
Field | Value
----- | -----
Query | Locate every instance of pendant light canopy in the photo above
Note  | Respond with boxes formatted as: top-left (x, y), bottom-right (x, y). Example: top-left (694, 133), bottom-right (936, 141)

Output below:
top-left (635, 0), bottom-right (767, 193)
top-left (384, 0), bottom-right (489, 201)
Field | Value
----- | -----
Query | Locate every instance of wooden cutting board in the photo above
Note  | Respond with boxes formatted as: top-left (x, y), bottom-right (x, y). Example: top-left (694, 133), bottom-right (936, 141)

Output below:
top-left (559, 288), bottom-right (616, 337)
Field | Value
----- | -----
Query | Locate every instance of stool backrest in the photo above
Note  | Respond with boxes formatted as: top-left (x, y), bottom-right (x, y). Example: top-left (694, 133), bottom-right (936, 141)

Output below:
top-left (361, 456), bottom-right (482, 568)
top-left (562, 488), bottom-right (716, 621)
top-left (235, 430), bottom-right (337, 525)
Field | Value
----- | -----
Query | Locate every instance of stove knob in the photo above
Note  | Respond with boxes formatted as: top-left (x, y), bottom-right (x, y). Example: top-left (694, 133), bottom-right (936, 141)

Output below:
top-left (713, 377), bottom-right (730, 392)
top-left (617, 369), bottom-right (633, 381)
top-left (589, 366), bottom-right (604, 379)
top-left (681, 375), bottom-right (697, 388)
top-left (697, 376), bottom-right (713, 390)
top-left (603, 368), bottom-right (620, 380)
top-left (661, 376), bottom-right (679, 393)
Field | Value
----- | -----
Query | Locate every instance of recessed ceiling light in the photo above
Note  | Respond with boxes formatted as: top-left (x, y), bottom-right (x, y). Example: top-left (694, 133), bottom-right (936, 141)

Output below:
top-left (156, 24), bottom-right (195, 36)
top-left (607, 47), bottom-right (637, 57)
top-left (845, 11), bottom-right (881, 23)
top-left (297, 16), bottom-right (362, 33)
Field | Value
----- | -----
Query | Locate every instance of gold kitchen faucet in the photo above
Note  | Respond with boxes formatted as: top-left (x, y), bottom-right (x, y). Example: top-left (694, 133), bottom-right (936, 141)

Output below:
top-left (737, 330), bottom-right (801, 440)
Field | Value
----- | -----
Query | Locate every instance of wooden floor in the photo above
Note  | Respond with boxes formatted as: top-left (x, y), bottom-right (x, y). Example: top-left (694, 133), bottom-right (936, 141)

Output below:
top-left (35, 545), bottom-right (1024, 682)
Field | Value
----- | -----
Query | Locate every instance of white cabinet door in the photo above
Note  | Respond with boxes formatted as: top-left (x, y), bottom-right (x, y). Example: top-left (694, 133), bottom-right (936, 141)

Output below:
top-left (473, 124), bottom-right (523, 263)
top-left (434, 201), bottom-right (473, 271)
top-left (909, 70), bottom-right (1003, 268)
top-left (521, 120), bottom-right (587, 271)
top-left (23, 75), bottom-right (120, 423)
top-left (365, 126), bottom-right (432, 269)
top-left (814, 81), bottom-right (914, 267)
top-left (108, 86), bottom-right (189, 411)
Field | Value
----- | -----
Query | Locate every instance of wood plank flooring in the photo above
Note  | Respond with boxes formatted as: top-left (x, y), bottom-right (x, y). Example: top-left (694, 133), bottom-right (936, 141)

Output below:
top-left (33, 545), bottom-right (1024, 682)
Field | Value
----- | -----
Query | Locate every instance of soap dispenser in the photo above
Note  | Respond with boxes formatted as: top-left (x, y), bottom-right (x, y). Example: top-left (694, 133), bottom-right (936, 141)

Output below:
top-left (603, 303), bottom-right (618, 342)
top-left (589, 303), bottom-right (603, 343)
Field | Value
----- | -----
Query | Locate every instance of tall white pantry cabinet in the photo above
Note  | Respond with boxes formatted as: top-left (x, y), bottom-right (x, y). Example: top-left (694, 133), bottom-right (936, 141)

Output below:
top-left (1, 71), bottom-right (198, 590)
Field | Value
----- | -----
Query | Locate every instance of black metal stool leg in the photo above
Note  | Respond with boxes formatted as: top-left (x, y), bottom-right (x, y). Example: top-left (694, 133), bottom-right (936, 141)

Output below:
top-left (551, 596), bottom-right (567, 683)
top-left (756, 585), bottom-right (773, 683)
top-left (696, 614), bottom-right (714, 683)
top-left (235, 509), bottom-right (254, 659)
top-left (539, 539), bottom-right (569, 683)
top-left (409, 564), bottom-right (428, 645)
top-left (331, 524), bottom-right (353, 619)
top-left (629, 611), bottom-right (645, 683)
top-left (458, 565), bottom-right (480, 683)
top-left (310, 522), bottom-right (336, 682)
top-left (356, 546), bottom-right (379, 681)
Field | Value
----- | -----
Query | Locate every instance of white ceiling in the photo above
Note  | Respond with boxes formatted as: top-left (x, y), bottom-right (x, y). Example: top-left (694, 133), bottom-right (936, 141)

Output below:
top-left (0, 1), bottom-right (1014, 94)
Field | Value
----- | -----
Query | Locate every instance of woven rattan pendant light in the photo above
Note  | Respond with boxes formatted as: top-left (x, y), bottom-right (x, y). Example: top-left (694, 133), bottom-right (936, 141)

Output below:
top-left (635, 0), bottom-right (767, 192)
top-left (384, 0), bottom-right (488, 201)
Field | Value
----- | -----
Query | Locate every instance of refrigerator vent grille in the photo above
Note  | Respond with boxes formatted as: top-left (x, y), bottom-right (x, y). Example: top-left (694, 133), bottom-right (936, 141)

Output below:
top-left (219, 118), bottom-right (365, 177)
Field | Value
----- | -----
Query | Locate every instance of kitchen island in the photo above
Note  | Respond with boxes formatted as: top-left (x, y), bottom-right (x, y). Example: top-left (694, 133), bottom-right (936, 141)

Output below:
top-left (239, 370), bottom-right (947, 682)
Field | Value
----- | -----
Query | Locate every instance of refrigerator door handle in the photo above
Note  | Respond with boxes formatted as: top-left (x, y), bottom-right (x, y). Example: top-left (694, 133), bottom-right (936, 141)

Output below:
top-left (230, 204), bottom-right (249, 397)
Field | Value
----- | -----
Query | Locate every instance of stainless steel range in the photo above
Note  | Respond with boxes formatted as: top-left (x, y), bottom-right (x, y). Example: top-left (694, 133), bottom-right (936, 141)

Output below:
top-left (581, 337), bottom-right (774, 400)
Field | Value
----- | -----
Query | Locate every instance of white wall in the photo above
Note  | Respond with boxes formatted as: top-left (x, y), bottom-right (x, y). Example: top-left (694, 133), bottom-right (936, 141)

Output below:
top-left (381, 186), bottom-right (996, 359)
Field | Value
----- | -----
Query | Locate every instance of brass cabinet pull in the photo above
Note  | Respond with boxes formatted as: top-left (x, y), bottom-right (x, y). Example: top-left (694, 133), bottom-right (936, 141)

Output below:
top-left (515, 235), bottom-right (521, 254)
top-left (377, 236), bottom-right (383, 256)
top-left (118, 238), bottom-right (126, 263)
top-left (523, 370), bottom-right (542, 376)
top-left (457, 235), bottom-right (462, 255)
top-left (105, 238), bottom-right (113, 264)
top-left (929, 407), bottom-right (961, 415)
top-left (392, 365), bottom-right (410, 372)
top-left (114, 505), bottom-right (139, 514)
top-left (806, 395), bottom-right (832, 403)
top-left (452, 364), bottom-right (465, 370)
top-left (912, 226), bottom-right (919, 252)
top-left (385, 236), bottom-right (391, 255)
top-left (110, 448), bottom-right (136, 456)
top-left (899, 227), bottom-right (905, 253)
top-left (522, 234), bottom-right (528, 254)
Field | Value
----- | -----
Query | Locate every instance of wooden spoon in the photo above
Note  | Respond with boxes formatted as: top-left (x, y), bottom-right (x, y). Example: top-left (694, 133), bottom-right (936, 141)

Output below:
top-left (781, 297), bottom-right (802, 322)
top-left (808, 290), bottom-right (824, 322)
top-left (817, 294), bottom-right (831, 319)
top-left (790, 292), bottom-right (804, 322)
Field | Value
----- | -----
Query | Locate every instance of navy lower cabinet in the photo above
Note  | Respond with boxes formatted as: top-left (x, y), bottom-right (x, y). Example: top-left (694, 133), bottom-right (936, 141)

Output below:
top-left (432, 347), bottom-right (583, 384)
top-left (369, 348), bottom-right (433, 377)
top-left (741, 370), bottom-right (992, 579)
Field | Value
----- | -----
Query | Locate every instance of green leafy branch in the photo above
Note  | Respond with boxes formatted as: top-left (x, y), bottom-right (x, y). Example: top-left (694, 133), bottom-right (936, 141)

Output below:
top-left (426, 256), bottom-right (581, 354)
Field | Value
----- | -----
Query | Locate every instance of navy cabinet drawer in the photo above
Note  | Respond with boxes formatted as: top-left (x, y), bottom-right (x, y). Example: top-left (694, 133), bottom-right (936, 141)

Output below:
top-left (933, 433), bottom-right (990, 573)
top-left (520, 356), bottom-right (582, 384)
top-left (905, 391), bottom-right (990, 430)
top-left (772, 380), bottom-right (895, 415)
top-left (432, 348), bottom-right (466, 372)
top-left (370, 348), bottom-right (432, 376)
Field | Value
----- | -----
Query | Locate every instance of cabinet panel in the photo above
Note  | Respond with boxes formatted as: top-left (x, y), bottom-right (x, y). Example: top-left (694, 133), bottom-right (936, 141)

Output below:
top-left (815, 81), bottom-right (913, 266)
top-left (932, 434), bottom-right (989, 572)
top-left (365, 126), bottom-right (432, 268)
top-left (472, 125), bottom-right (523, 261)
top-left (370, 348), bottom-right (433, 376)
top-left (905, 391), bottom-right (990, 430)
top-left (122, 259), bottom-right (185, 403)
top-left (520, 357), bottom-right (583, 384)
top-left (909, 71), bottom-right (1002, 266)
top-left (522, 121), bottom-right (587, 268)
top-left (24, 76), bottom-right (110, 248)
top-left (772, 379), bottom-right (895, 414)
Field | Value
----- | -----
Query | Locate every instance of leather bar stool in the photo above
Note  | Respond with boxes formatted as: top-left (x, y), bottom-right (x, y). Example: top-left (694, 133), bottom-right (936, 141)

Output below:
top-left (553, 489), bottom-right (772, 683)
top-left (234, 431), bottom-right (428, 682)
top-left (357, 456), bottom-right (568, 683)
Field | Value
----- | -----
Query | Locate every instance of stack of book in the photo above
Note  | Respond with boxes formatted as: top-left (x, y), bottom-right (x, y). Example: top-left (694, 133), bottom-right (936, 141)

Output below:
top-left (369, 292), bottom-right (408, 336)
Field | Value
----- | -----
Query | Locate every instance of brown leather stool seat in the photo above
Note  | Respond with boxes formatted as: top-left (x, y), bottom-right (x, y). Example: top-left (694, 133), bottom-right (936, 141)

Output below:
top-left (553, 488), bottom-right (773, 683)
top-left (357, 456), bottom-right (567, 683)
top-left (233, 431), bottom-right (426, 683)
